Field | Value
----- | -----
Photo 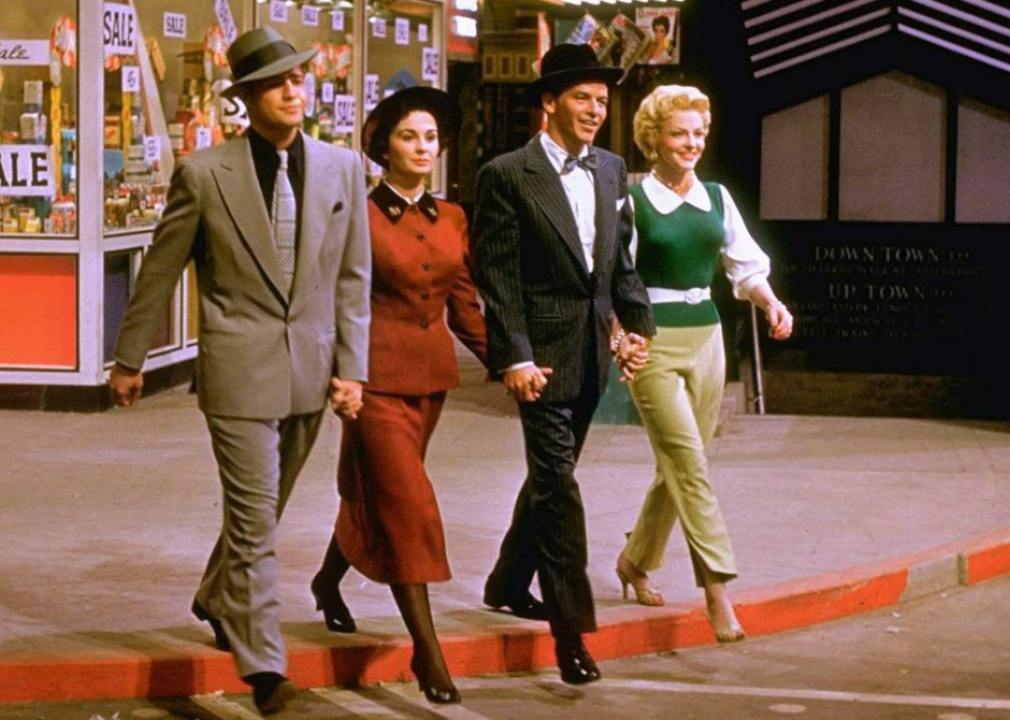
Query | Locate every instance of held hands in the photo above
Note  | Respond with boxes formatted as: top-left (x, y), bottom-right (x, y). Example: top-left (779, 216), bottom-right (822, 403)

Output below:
top-left (765, 303), bottom-right (794, 341)
top-left (108, 362), bottom-right (144, 407)
top-left (330, 378), bottom-right (364, 420)
top-left (615, 333), bottom-right (650, 383)
top-left (503, 365), bottom-right (553, 403)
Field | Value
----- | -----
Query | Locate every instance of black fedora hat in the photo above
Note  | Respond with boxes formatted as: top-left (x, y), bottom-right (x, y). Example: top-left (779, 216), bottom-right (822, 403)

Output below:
top-left (362, 87), bottom-right (462, 169)
top-left (526, 43), bottom-right (623, 108)
top-left (223, 26), bottom-right (317, 97)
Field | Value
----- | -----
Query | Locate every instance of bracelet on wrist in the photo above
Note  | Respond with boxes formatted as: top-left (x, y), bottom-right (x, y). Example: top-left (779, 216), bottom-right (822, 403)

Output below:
top-left (610, 329), bottom-right (626, 354)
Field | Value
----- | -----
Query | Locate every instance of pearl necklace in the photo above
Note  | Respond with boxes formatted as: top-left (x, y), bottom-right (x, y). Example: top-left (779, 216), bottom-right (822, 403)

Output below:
top-left (652, 169), bottom-right (694, 197)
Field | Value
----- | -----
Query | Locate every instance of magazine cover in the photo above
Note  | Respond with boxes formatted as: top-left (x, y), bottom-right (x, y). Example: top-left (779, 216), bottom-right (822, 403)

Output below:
top-left (635, 7), bottom-right (680, 65)
top-left (565, 13), bottom-right (601, 46)
top-left (609, 13), bottom-right (649, 74)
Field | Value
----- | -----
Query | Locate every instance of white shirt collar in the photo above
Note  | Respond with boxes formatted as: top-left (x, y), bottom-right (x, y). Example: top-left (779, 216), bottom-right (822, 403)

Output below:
top-left (382, 180), bottom-right (424, 204)
top-left (641, 173), bottom-right (712, 214)
top-left (539, 132), bottom-right (591, 175)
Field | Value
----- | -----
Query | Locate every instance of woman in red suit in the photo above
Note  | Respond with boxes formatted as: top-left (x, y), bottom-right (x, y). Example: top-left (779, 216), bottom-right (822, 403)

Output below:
top-left (311, 87), bottom-right (487, 704)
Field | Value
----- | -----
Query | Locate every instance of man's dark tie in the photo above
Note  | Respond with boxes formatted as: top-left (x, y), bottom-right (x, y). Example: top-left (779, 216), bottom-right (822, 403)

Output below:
top-left (563, 152), bottom-right (598, 173)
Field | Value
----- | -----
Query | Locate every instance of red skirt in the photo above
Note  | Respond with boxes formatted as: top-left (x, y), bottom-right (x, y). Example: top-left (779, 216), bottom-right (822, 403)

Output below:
top-left (335, 389), bottom-right (450, 584)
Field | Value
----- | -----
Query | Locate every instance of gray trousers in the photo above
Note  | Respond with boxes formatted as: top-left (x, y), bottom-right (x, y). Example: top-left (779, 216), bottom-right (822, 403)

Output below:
top-left (196, 411), bottom-right (325, 677)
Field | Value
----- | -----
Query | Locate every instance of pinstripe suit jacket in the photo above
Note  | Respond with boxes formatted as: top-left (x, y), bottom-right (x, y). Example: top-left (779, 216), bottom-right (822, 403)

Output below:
top-left (472, 137), bottom-right (655, 403)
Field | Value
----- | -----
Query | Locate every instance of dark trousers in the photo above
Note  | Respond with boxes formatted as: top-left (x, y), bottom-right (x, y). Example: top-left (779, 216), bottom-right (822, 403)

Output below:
top-left (486, 374), bottom-right (601, 638)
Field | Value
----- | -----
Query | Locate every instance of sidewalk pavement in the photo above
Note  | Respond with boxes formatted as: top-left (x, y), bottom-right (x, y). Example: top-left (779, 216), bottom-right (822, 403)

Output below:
top-left (1, 359), bottom-right (1009, 703)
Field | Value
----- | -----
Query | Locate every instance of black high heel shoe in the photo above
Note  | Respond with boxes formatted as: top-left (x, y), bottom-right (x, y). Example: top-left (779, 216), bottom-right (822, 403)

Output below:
top-left (310, 573), bottom-right (356, 633)
top-left (410, 654), bottom-right (461, 704)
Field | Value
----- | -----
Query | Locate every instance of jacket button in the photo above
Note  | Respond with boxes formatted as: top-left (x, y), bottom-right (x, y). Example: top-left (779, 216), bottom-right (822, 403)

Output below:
top-left (421, 262), bottom-right (431, 271)
top-left (421, 292), bottom-right (431, 301)
top-left (420, 319), bottom-right (429, 329)
top-left (417, 233), bottom-right (425, 242)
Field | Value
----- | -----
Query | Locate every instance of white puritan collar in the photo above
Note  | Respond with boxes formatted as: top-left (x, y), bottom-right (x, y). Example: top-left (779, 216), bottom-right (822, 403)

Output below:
top-left (641, 173), bottom-right (713, 215)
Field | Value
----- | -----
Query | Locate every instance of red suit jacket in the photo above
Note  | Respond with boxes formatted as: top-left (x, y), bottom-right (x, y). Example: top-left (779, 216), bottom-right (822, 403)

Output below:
top-left (365, 183), bottom-right (487, 395)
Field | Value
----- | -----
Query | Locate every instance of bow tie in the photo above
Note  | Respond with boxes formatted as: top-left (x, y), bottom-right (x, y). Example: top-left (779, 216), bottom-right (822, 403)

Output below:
top-left (563, 152), bottom-right (598, 173)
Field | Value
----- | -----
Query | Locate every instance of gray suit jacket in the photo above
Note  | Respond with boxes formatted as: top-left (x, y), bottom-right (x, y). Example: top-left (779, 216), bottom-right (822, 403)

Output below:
top-left (113, 132), bottom-right (371, 419)
top-left (472, 138), bottom-right (654, 403)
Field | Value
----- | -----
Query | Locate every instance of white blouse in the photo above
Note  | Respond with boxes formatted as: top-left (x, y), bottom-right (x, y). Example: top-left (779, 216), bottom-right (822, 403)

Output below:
top-left (628, 174), bottom-right (771, 301)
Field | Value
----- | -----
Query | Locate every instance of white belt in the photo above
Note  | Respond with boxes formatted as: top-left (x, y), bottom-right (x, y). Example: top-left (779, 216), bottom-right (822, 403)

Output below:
top-left (647, 287), bottom-right (712, 305)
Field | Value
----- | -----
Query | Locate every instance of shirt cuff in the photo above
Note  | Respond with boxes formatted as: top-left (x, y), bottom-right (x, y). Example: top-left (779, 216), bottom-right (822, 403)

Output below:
top-left (502, 361), bottom-right (535, 372)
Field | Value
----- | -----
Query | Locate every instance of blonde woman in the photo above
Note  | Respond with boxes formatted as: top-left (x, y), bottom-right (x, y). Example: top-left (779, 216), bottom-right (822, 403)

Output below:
top-left (614, 85), bottom-right (792, 642)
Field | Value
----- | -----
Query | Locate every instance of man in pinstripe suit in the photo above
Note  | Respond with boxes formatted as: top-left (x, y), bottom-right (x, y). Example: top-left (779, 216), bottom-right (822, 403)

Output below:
top-left (472, 44), bottom-right (655, 685)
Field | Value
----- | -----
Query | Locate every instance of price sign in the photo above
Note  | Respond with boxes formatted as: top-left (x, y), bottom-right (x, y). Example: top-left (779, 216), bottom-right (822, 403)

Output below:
top-left (163, 12), bottom-right (187, 39)
top-left (122, 66), bottom-right (141, 93)
top-left (418, 24), bottom-right (429, 43)
top-left (333, 94), bottom-right (356, 134)
top-left (332, 11), bottom-right (344, 31)
top-left (372, 18), bottom-right (387, 39)
top-left (364, 74), bottom-right (379, 112)
top-left (221, 95), bottom-right (249, 127)
top-left (302, 5), bottom-right (319, 27)
top-left (422, 47), bottom-right (439, 82)
top-left (0, 40), bottom-right (49, 66)
top-left (103, 3), bottom-right (137, 54)
top-left (196, 127), bottom-right (212, 150)
top-left (0, 145), bottom-right (55, 197)
top-left (215, 0), bottom-right (237, 44)
top-left (322, 82), bottom-right (335, 103)
top-left (304, 73), bottom-right (316, 117)
top-left (143, 135), bottom-right (161, 163)
top-left (395, 18), bottom-right (410, 45)
top-left (269, 0), bottom-right (288, 23)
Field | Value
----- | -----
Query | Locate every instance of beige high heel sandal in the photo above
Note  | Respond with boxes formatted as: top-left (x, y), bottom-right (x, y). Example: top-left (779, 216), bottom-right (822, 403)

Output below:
top-left (615, 558), bottom-right (664, 607)
top-left (705, 599), bottom-right (746, 643)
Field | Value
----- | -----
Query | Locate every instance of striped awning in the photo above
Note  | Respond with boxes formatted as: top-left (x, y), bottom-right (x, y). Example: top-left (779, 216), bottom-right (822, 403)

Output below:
top-left (742, 0), bottom-right (1010, 78)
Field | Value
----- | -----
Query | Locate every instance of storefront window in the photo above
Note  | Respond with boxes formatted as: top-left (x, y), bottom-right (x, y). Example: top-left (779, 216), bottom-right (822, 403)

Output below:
top-left (0, 3), bottom-right (78, 237)
top-left (259, 0), bottom-right (359, 149)
top-left (102, 0), bottom-right (244, 234)
top-left (365, 0), bottom-right (442, 187)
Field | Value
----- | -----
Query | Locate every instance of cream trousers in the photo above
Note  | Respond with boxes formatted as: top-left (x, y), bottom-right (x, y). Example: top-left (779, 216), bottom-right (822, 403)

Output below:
top-left (624, 323), bottom-right (737, 586)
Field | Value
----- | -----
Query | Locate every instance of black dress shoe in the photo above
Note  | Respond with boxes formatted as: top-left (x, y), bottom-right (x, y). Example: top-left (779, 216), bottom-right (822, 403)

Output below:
top-left (483, 589), bottom-right (549, 621)
top-left (245, 672), bottom-right (297, 716)
top-left (555, 637), bottom-right (601, 685)
top-left (191, 599), bottom-right (230, 652)
top-left (410, 655), bottom-right (462, 704)
top-left (310, 573), bottom-right (356, 633)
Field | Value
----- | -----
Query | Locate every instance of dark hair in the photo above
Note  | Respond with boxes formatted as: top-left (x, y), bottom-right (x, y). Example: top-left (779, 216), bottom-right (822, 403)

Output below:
top-left (370, 101), bottom-right (442, 166)
top-left (652, 15), bottom-right (671, 33)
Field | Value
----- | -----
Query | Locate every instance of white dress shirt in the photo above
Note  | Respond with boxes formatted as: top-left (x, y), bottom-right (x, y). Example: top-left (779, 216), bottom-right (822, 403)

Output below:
top-left (504, 134), bottom-right (599, 373)
top-left (628, 173), bottom-right (771, 301)
top-left (539, 132), bottom-right (597, 274)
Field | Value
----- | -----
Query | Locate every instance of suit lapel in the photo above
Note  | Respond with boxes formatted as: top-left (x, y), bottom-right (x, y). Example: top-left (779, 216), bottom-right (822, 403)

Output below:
top-left (592, 151), bottom-right (619, 277)
top-left (291, 134), bottom-right (330, 304)
top-left (523, 141), bottom-right (591, 279)
top-left (213, 136), bottom-right (289, 304)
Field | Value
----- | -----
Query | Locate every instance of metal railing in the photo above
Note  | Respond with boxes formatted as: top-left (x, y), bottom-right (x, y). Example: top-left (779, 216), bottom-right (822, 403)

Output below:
top-left (749, 302), bottom-right (766, 415)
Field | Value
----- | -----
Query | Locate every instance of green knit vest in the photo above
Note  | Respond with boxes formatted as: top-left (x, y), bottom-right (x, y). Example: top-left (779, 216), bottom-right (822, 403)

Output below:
top-left (630, 181), bottom-right (725, 328)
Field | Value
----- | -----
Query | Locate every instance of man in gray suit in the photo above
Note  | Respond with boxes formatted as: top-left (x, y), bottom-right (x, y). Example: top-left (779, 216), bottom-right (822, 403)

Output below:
top-left (108, 27), bottom-right (370, 715)
top-left (472, 44), bottom-right (654, 685)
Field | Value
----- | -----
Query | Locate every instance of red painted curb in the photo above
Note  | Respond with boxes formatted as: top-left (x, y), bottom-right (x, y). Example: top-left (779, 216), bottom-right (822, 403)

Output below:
top-left (2, 526), bottom-right (1009, 704)
top-left (960, 527), bottom-right (1010, 585)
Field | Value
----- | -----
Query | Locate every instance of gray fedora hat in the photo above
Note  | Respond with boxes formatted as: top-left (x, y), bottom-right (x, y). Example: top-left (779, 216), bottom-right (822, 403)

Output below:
top-left (526, 43), bottom-right (623, 108)
top-left (223, 26), bottom-right (317, 96)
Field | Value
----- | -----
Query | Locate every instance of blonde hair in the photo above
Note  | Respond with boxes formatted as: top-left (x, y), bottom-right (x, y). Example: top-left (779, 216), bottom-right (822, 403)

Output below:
top-left (633, 85), bottom-right (711, 160)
